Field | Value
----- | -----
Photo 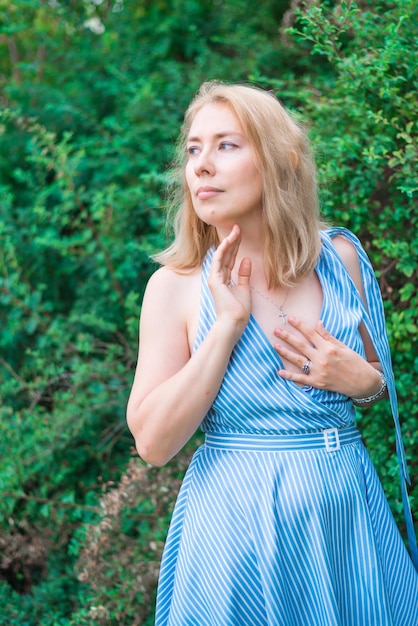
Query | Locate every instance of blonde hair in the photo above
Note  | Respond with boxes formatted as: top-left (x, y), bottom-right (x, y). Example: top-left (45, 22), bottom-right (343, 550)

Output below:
top-left (155, 81), bottom-right (325, 287)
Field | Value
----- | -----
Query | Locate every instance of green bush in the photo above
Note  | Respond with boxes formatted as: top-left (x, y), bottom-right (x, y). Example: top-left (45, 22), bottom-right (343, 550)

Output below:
top-left (0, 0), bottom-right (416, 622)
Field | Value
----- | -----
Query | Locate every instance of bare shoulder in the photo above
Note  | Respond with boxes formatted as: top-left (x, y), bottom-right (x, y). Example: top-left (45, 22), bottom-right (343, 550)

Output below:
top-left (144, 265), bottom-right (201, 308)
top-left (142, 265), bottom-right (202, 349)
top-left (331, 234), bottom-right (365, 299)
top-left (145, 264), bottom-right (188, 292)
top-left (331, 235), bottom-right (360, 272)
top-left (330, 234), bottom-right (380, 361)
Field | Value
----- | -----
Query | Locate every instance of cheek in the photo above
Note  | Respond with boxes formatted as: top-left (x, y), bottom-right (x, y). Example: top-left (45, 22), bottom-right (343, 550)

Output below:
top-left (240, 156), bottom-right (262, 186)
top-left (242, 166), bottom-right (263, 198)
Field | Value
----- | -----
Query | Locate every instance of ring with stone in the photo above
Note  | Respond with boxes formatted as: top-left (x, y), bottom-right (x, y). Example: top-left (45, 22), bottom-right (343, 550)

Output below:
top-left (301, 359), bottom-right (311, 375)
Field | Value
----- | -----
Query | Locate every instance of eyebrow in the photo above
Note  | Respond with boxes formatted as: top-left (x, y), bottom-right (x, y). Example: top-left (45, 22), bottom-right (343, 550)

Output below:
top-left (186, 131), bottom-right (243, 143)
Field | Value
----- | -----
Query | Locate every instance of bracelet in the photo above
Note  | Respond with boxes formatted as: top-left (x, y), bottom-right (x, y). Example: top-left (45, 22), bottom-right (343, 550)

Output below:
top-left (352, 369), bottom-right (387, 406)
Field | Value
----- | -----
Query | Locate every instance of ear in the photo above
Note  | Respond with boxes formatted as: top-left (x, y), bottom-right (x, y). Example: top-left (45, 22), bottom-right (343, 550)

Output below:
top-left (290, 150), bottom-right (299, 169)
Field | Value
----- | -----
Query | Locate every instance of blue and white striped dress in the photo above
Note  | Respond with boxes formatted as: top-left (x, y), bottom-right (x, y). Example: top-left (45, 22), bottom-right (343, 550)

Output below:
top-left (155, 228), bottom-right (418, 625)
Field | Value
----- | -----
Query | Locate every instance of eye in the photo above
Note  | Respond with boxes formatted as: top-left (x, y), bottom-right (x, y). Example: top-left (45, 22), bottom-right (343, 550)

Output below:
top-left (219, 141), bottom-right (236, 151)
top-left (187, 145), bottom-right (200, 156)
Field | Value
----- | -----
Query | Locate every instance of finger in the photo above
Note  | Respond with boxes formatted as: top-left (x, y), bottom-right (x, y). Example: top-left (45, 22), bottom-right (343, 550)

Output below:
top-left (286, 316), bottom-right (320, 344)
top-left (212, 231), bottom-right (239, 277)
top-left (216, 225), bottom-right (241, 270)
top-left (274, 324), bottom-right (318, 355)
top-left (281, 316), bottom-right (345, 352)
top-left (315, 320), bottom-right (345, 347)
top-left (277, 368), bottom-right (311, 385)
top-left (237, 257), bottom-right (252, 286)
top-left (274, 342), bottom-right (308, 369)
top-left (226, 223), bottom-right (241, 243)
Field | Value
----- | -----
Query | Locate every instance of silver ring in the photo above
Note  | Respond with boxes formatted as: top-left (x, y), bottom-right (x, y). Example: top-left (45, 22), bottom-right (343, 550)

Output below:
top-left (301, 359), bottom-right (311, 375)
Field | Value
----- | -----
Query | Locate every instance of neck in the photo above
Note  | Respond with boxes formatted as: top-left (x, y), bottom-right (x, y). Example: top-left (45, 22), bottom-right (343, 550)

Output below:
top-left (217, 217), bottom-right (264, 251)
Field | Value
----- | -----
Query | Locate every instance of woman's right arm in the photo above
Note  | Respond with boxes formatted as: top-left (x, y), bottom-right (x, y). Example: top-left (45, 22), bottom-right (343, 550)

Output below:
top-left (126, 226), bottom-right (251, 466)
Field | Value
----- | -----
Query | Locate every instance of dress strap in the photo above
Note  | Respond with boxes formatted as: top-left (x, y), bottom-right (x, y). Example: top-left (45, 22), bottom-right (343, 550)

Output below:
top-left (322, 227), bottom-right (418, 570)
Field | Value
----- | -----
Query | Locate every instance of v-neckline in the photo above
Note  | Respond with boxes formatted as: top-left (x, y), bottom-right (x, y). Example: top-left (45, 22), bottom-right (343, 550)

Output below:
top-left (243, 257), bottom-right (327, 359)
top-left (197, 245), bottom-right (327, 367)
top-left (242, 258), bottom-right (327, 394)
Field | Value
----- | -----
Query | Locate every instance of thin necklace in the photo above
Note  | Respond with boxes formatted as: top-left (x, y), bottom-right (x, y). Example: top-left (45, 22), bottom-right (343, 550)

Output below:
top-left (231, 275), bottom-right (290, 325)
top-left (250, 285), bottom-right (290, 325)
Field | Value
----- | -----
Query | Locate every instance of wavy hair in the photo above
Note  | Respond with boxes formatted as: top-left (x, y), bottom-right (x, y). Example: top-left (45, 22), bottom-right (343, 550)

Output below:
top-left (154, 81), bottom-right (326, 287)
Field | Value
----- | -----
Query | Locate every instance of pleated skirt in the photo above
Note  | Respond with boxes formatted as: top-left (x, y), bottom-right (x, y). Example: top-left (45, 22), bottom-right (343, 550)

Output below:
top-left (155, 437), bottom-right (418, 625)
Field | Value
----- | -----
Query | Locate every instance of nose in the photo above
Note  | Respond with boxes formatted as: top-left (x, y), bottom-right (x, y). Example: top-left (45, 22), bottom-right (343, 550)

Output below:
top-left (193, 148), bottom-right (215, 176)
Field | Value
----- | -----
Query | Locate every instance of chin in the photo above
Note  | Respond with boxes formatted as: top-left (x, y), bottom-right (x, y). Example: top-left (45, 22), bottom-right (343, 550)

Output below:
top-left (195, 206), bottom-right (233, 225)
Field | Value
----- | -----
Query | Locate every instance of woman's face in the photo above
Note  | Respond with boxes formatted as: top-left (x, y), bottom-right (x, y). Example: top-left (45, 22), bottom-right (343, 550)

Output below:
top-left (185, 102), bottom-right (264, 232)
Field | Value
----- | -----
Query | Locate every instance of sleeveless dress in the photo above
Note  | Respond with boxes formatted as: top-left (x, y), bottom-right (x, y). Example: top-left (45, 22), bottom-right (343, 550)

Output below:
top-left (155, 228), bottom-right (418, 626)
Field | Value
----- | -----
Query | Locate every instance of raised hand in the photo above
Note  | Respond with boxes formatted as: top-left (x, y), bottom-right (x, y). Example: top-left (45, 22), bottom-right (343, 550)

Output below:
top-left (274, 318), bottom-right (383, 398)
top-left (208, 224), bottom-right (252, 336)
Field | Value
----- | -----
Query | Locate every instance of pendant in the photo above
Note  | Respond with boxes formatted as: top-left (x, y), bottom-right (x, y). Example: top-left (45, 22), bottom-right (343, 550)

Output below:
top-left (278, 310), bottom-right (287, 325)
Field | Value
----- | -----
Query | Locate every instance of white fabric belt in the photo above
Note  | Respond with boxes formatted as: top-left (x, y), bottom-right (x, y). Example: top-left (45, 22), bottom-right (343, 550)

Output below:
top-left (205, 425), bottom-right (361, 453)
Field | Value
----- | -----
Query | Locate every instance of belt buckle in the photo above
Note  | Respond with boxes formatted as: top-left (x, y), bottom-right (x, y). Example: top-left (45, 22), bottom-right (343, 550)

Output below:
top-left (323, 427), bottom-right (341, 452)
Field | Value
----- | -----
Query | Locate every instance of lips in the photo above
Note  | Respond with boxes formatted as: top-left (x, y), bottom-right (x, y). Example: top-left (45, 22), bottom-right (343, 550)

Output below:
top-left (196, 186), bottom-right (223, 200)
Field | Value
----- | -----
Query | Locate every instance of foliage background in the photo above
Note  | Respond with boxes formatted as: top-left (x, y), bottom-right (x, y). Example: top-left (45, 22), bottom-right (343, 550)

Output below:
top-left (0, 0), bottom-right (416, 623)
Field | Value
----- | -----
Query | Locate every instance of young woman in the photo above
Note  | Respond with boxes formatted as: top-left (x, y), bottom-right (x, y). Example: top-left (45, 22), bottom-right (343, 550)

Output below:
top-left (127, 81), bottom-right (418, 625)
